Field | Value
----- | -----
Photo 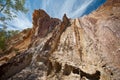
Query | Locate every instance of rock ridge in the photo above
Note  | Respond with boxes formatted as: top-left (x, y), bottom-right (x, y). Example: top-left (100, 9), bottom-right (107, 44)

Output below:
top-left (0, 0), bottom-right (120, 80)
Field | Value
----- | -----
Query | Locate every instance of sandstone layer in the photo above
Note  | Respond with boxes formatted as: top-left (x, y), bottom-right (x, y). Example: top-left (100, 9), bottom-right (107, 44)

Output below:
top-left (0, 0), bottom-right (120, 80)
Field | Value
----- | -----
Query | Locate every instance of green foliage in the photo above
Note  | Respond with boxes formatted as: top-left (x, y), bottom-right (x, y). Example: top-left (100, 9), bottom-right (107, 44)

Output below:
top-left (0, 0), bottom-right (28, 22)
top-left (0, 27), bottom-right (20, 50)
top-left (7, 30), bottom-right (19, 38)
top-left (0, 27), bottom-right (6, 50)
top-left (0, 0), bottom-right (27, 50)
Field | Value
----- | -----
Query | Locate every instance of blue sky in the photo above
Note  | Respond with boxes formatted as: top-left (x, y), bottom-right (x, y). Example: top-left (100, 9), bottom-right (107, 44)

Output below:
top-left (0, 0), bottom-right (106, 30)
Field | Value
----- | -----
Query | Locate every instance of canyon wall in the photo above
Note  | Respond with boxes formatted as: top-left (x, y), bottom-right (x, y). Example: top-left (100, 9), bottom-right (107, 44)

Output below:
top-left (0, 0), bottom-right (120, 80)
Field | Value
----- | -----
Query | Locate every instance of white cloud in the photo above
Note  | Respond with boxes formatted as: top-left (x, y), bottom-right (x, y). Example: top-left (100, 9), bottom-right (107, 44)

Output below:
top-left (41, 0), bottom-right (94, 19)
top-left (8, 12), bottom-right (32, 30)
top-left (3, 0), bottom-right (98, 30)
top-left (59, 0), bottom-right (76, 18)
top-left (70, 0), bottom-right (94, 18)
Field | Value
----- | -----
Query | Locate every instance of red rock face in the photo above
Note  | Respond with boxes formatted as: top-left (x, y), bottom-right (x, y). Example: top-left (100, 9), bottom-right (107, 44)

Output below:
top-left (32, 9), bottom-right (61, 38)
top-left (32, 9), bottom-right (50, 26)
top-left (37, 17), bottom-right (60, 37)
top-left (37, 16), bottom-right (50, 37)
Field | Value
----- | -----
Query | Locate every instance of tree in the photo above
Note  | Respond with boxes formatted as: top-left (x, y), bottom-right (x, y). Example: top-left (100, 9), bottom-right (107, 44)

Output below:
top-left (0, 27), bottom-right (20, 50)
top-left (0, 0), bottom-right (27, 50)
top-left (0, 27), bottom-right (6, 50)
top-left (0, 0), bottom-right (28, 24)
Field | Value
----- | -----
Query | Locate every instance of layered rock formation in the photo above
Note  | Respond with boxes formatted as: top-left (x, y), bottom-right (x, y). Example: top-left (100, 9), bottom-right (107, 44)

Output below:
top-left (0, 0), bottom-right (120, 80)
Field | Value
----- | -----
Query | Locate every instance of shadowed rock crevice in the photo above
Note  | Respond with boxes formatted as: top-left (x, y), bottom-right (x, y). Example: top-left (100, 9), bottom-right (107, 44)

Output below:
top-left (63, 64), bottom-right (72, 76)
top-left (80, 70), bottom-right (100, 80)
top-left (63, 64), bottom-right (101, 80)
top-left (54, 62), bottom-right (62, 73)
top-left (72, 67), bottom-right (80, 74)
top-left (0, 51), bottom-right (32, 80)
top-left (46, 62), bottom-right (101, 80)
top-left (47, 61), bottom-right (62, 76)
top-left (47, 61), bottom-right (53, 76)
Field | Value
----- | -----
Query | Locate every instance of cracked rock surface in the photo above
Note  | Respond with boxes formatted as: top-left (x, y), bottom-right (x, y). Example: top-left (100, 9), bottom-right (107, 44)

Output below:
top-left (0, 0), bottom-right (120, 80)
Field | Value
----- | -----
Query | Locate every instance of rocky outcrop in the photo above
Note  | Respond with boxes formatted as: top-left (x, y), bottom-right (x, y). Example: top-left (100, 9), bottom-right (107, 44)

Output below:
top-left (0, 28), bottom-right (32, 67)
top-left (0, 0), bottom-right (120, 80)
top-left (0, 9), bottom-right (61, 79)
top-left (32, 9), bottom-right (60, 38)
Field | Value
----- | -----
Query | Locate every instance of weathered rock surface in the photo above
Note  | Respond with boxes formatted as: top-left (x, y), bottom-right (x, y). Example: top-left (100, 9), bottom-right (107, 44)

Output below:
top-left (0, 0), bottom-right (120, 80)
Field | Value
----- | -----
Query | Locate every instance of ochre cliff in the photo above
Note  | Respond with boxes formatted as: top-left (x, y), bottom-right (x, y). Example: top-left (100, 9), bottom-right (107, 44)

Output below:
top-left (0, 0), bottom-right (120, 80)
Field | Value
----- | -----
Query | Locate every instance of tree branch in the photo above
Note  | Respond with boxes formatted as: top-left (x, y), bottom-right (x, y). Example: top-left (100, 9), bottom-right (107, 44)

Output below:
top-left (0, 3), bottom-right (7, 13)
